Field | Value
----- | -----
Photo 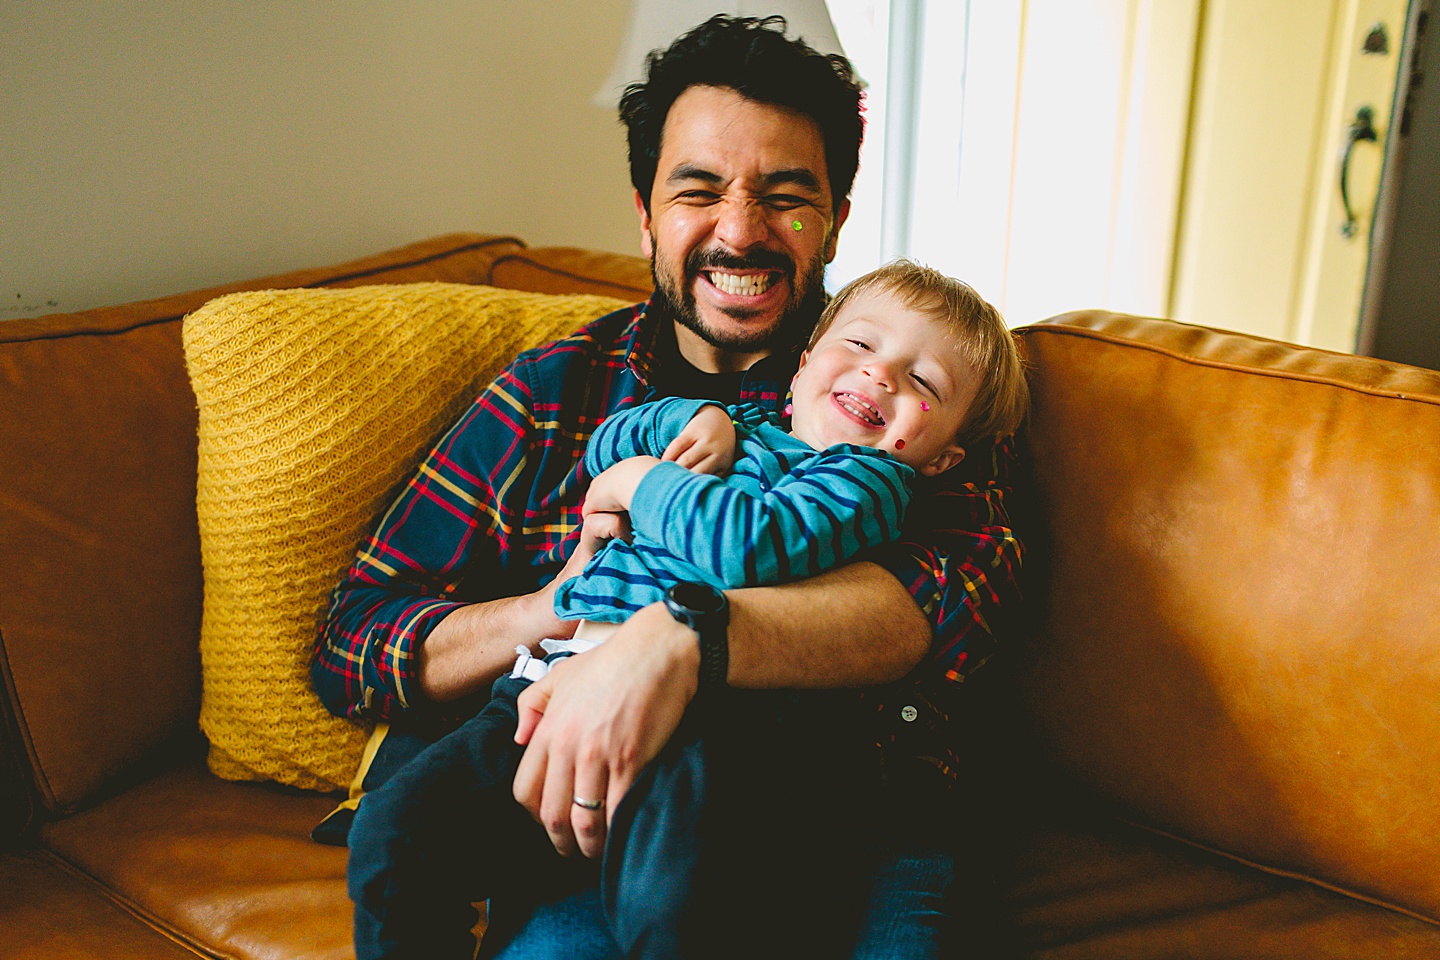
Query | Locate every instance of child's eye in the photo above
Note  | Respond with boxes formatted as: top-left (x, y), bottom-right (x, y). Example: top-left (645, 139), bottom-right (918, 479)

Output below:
top-left (911, 373), bottom-right (937, 395)
top-left (847, 339), bottom-right (872, 351)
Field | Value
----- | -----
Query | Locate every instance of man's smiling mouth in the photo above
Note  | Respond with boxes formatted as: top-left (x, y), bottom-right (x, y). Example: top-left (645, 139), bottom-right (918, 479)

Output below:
top-left (706, 271), bottom-right (777, 296)
top-left (835, 391), bottom-right (885, 425)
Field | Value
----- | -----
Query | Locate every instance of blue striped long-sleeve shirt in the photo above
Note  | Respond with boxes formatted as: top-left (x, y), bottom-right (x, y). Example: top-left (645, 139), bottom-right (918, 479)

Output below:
top-left (553, 398), bottom-right (915, 622)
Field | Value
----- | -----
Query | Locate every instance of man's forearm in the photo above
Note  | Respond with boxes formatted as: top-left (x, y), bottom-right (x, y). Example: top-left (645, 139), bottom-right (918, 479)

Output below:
top-left (725, 561), bottom-right (931, 688)
top-left (416, 590), bottom-right (570, 702)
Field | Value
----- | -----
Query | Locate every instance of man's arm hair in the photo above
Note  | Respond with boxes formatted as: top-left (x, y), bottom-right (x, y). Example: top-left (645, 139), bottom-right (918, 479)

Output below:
top-left (724, 560), bottom-right (931, 688)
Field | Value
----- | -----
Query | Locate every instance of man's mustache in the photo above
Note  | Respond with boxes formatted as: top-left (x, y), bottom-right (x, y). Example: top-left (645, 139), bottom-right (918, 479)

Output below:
top-left (685, 248), bottom-right (795, 277)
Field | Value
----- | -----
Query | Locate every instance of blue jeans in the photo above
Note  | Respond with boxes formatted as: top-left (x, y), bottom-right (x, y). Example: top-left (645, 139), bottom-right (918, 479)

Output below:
top-left (482, 842), bottom-right (956, 960)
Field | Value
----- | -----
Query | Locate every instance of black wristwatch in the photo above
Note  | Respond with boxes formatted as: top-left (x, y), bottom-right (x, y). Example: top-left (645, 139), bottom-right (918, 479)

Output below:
top-left (663, 581), bottom-right (729, 692)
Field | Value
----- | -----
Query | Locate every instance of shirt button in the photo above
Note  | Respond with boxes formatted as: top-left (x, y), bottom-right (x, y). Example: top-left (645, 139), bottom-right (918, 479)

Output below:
top-left (900, 705), bottom-right (919, 723)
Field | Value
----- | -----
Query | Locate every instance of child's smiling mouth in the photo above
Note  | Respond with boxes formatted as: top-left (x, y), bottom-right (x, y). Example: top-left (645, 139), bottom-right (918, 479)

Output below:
top-left (833, 391), bottom-right (886, 426)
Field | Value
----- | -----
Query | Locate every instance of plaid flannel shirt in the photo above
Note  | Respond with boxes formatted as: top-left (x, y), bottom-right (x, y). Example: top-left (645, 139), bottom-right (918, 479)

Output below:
top-left (312, 298), bottom-right (1023, 783)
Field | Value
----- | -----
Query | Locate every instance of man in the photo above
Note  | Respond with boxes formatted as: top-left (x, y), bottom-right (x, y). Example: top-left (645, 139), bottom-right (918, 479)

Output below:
top-left (315, 15), bottom-right (1022, 958)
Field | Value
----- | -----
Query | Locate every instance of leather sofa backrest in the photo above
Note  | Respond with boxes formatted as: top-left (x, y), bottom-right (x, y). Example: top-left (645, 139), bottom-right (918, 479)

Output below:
top-left (0, 234), bottom-right (523, 825)
top-left (1016, 311), bottom-right (1440, 924)
top-left (487, 246), bottom-right (654, 302)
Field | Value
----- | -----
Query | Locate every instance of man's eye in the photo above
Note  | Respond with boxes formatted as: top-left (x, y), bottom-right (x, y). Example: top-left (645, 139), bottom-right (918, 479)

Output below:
top-left (678, 190), bottom-right (721, 203)
top-left (763, 195), bottom-right (806, 210)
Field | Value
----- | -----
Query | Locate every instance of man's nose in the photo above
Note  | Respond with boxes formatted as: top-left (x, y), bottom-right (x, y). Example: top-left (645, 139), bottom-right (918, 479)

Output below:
top-left (713, 197), bottom-right (771, 251)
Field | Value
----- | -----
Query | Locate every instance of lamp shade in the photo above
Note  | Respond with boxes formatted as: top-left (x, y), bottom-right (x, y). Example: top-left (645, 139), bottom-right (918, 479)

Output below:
top-left (593, 1), bottom-right (849, 108)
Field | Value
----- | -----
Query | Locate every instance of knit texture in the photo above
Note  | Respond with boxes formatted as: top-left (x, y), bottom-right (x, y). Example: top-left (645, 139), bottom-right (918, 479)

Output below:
top-left (183, 283), bottom-right (626, 791)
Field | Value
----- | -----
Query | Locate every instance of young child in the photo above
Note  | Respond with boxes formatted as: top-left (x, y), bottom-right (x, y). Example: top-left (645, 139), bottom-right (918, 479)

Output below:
top-left (345, 260), bottom-right (1029, 960)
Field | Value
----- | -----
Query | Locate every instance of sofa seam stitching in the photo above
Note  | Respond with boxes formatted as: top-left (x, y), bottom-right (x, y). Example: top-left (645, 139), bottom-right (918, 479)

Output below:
top-left (1020, 324), bottom-right (1440, 406)
top-left (31, 847), bottom-right (231, 958)
top-left (1118, 816), bottom-right (1440, 929)
top-left (0, 627), bottom-right (56, 815)
top-left (301, 235), bottom-right (523, 289)
top-left (488, 254), bottom-right (650, 298)
top-left (1, 236), bottom-right (525, 346)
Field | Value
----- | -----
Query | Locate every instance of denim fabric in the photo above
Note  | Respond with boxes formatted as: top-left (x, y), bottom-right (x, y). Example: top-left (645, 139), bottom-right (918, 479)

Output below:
top-left (351, 675), bottom-right (959, 960)
top-left (481, 889), bottom-right (621, 960)
top-left (849, 845), bottom-right (957, 959)
top-left (484, 841), bottom-right (955, 960)
top-left (488, 692), bottom-right (957, 960)
top-left (347, 667), bottom-right (594, 960)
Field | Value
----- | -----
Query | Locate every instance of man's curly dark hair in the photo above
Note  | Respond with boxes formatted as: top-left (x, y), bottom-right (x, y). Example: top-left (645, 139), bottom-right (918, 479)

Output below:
top-left (619, 15), bottom-right (865, 213)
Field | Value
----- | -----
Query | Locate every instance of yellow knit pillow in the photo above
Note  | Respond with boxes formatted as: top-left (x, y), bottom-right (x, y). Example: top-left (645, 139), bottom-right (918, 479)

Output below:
top-left (183, 283), bottom-right (627, 792)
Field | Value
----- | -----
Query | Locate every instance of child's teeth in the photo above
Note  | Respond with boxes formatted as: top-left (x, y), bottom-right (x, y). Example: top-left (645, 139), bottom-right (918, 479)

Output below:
top-left (838, 394), bottom-right (883, 424)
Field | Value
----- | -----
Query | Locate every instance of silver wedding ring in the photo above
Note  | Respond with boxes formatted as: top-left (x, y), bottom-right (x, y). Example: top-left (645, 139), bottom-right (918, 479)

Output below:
top-left (572, 794), bottom-right (604, 811)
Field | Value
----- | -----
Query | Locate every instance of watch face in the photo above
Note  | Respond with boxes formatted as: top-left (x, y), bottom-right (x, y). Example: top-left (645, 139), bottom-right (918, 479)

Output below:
top-left (669, 581), bottom-right (726, 615)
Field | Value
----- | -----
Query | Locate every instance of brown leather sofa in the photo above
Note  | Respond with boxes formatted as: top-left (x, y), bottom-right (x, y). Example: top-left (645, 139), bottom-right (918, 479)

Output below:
top-left (3, 233), bottom-right (1437, 958)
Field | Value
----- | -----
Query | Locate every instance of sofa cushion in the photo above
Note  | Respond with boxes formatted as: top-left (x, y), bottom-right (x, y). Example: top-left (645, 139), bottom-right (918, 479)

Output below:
top-left (183, 283), bottom-right (627, 791)
top-left (38, 762), bottom-right (351, 960)
top-left (0, 849), bottom-right (205, 959)
top-left (997, 806), bottom-right (1440, 958)
top-left (34, 760), bottom-right (1440, 960)
top-left (0, 233), bottom-right (523, 820)
top-left (1015, 311), bottom-right (1440, 924)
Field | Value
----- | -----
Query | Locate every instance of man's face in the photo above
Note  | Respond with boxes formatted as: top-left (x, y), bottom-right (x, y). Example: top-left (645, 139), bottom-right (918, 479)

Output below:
top-left (637, 85), bottom-right (851, 370)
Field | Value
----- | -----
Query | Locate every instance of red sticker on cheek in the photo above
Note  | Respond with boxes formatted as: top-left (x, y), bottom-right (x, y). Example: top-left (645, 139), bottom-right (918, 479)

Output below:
top-left (894, 439), bottom-right (906, 450)
top-left (921, 401), bottom-right (930, 412)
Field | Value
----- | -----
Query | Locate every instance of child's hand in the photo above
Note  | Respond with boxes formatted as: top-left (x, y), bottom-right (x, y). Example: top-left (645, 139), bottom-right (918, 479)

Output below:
top-left (550, 512), bottom-right (628, 586)
top-left (542, 511), bottom-right (632, 627)
top-left (579, 510), bottom-right (630, 552)
top-left (661, 404), bottom-right (737, 475)
top-left (582, 456), bottom-right (661, 517)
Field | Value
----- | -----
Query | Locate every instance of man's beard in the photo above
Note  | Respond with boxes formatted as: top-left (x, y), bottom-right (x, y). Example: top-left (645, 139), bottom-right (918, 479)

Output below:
top-left (649, 238), bottom-right (829, 354)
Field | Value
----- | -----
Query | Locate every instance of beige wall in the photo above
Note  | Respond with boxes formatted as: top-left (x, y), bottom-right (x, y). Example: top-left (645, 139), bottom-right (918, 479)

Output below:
top-left (1, 1), bottom-right (638, 318)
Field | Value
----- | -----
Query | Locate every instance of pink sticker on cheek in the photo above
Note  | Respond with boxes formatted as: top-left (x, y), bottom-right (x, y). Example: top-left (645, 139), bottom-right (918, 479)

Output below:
top-left (920, 401), bottom-right (930, 412)
top-left (894, 439), bottom-right (906, 450)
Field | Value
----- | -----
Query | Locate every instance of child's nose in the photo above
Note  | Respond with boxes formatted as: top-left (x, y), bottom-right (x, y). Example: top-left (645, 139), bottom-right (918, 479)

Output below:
top-left (863, 360), bottom-right (898, 391)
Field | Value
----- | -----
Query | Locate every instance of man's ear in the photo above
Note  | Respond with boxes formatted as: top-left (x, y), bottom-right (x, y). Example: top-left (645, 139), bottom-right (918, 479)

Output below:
top-left (824, 198), bottom-right (852, 264)
top-left (918, 443), bottom-right (965, 477)
top-left (634, 190), bottom-right (653, 259)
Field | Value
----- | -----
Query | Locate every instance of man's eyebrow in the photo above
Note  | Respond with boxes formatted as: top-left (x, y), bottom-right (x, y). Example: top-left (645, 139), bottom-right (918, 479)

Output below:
top-left (759, 169), bottom-right (822, 192)
top-left (666, 164), bottom-right (724, 185)
top-left (664, 165), bottom-right (823, 192)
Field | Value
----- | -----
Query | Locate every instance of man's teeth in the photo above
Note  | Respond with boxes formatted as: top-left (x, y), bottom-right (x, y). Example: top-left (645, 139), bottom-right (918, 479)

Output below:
top-left (708, 271), bottom-right (774, 296)
top-left (837, 393), bottom-right (884, 425)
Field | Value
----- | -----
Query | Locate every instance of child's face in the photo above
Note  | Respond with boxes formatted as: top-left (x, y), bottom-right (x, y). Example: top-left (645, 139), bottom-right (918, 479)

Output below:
top-left (790, 287), bottom-right (979, 476)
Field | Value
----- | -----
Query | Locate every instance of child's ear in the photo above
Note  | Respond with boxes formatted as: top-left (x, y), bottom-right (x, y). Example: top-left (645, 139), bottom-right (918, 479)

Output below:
top-left (796, 349), bottom-right (810, 372)
top-left (918, 443), bottom-right (966, 477)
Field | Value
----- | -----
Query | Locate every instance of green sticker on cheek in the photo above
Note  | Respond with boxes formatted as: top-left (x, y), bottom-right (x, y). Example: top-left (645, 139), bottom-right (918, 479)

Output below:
top-left (792, 220), bottom-right (804, 231)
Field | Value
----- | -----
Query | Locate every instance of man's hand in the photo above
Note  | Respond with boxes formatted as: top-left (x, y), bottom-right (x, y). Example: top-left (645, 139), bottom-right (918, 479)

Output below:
top-left (512, 602), bottom-right (699, 859)
top-left (581, 456), bottom-right (661, 517)
top-left (662, 404), bottom-right (737, 475)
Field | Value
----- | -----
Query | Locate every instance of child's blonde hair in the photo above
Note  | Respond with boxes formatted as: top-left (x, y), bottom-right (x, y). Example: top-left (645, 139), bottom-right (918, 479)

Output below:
top-left (809, 260), bottom-right (1029, 449)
